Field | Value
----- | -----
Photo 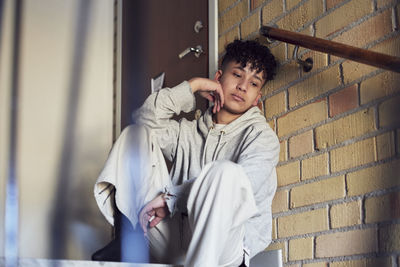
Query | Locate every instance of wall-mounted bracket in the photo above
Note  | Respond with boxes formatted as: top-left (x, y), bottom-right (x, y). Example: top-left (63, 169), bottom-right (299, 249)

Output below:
top-left (293, 45), bottom-right (313, 73)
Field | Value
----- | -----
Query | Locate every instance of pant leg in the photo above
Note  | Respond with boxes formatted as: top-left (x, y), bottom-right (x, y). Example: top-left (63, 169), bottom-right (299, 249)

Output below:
top-left (145, 213), bottom-right (188, 265)
top-left (94, 124), bottom-right (171, 229)
top-left (95, 124), bottom-right (188, 263)
top-left (186, 160), bottom-right (259, 267)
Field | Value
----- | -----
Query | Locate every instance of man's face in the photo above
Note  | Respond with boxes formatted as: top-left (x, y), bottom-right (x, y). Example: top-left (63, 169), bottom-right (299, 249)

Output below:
top-left (215, 61), bottom-right (265, 115)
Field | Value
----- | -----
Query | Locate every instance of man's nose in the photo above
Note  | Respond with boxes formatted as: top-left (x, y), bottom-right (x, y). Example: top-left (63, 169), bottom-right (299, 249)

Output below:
top-left (237, 79), bottom-right (247, 92)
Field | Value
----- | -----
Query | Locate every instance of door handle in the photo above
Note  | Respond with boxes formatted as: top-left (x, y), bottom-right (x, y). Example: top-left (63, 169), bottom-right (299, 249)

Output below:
top-left (178, 45), bottom-right (203, 59)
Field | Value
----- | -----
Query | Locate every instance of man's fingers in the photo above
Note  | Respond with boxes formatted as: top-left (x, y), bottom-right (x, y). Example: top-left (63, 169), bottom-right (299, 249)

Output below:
top-left (206, 94), bottom-right (214, 102)
top-left (139, 208), bottom-right (155, 233)
top-left (217, 87), bottom-right (224, 107)
top-left (140, 214), bottom-right (148, 233)
top-left (149, 216), bottom-right (163, 228)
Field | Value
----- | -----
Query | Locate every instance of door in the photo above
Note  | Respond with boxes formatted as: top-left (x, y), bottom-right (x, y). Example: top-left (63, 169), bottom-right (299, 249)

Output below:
top-left (121, 0), bottom-right (209, 129)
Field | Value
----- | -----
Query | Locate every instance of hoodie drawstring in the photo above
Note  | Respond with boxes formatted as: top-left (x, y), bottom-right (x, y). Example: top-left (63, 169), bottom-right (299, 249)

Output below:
top-left (212, 130), bottom-right (225, 161)
top-left (201, 127), bottom-right (225, 167)
top-left (201, 127), bottom-right (212, 168)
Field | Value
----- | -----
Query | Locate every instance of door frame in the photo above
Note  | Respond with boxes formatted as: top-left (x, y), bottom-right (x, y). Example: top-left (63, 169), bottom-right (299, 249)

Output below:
top-left (113, 0), bottom-right (218, 138)
top-left (208, 0), bottom-right (218, 79)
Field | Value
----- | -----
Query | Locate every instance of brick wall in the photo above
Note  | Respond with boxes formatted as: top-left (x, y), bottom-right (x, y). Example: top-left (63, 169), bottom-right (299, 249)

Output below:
top-left (219, 0), bottom-right (400, 266)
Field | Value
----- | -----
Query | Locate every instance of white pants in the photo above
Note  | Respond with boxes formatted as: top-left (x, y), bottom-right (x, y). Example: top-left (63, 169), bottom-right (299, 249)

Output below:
top-left (94, 125), bottom-right (258, 266)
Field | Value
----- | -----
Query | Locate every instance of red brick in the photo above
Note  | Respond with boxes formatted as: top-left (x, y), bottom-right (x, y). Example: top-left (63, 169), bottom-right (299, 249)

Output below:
top-left (289, 130), bottom-right (313, 158)
top-left (250, 0), bottom-right (263, 10)
top-left (329, 84), bottom-right (359, 117)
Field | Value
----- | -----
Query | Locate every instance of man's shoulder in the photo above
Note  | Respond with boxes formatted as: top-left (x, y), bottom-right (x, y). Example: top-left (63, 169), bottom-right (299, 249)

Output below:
top-left (245, 120), bottom-right (279, 147)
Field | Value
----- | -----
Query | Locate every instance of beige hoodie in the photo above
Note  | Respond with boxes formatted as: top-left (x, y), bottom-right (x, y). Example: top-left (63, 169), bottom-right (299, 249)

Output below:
top-left (132, 81), bottom-right (280, 257)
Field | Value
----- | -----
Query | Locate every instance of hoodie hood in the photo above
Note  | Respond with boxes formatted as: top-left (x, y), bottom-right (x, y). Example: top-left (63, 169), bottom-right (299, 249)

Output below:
top-left (198, 106), bottom-right (267, 138)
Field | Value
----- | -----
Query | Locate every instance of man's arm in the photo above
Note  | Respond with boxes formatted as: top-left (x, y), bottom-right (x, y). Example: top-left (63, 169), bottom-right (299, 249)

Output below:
top-left (132, 78), bottom-right (223, 160)
top-left (188, 77), bottom-right (224, 113)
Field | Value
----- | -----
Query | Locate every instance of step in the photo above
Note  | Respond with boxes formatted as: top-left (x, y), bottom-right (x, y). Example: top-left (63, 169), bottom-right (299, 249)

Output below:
top-left (1, 258), bottom-right (179, 267)
top-left (0, 250), bottom-right (282, 267)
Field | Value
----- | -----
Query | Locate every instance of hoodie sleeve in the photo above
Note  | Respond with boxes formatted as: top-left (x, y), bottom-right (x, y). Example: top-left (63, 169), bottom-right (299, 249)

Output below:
top-left (237, 127), bottom-right (280, 258)
top-left (132, 81), bottom-right (196, 162)
top-left (132, 81), bottom-right (197, 216)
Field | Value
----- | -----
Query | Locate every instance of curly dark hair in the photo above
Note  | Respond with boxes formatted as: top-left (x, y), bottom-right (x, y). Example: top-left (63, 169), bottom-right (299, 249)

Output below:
top-left (221, 39), bottom-right (277, 83)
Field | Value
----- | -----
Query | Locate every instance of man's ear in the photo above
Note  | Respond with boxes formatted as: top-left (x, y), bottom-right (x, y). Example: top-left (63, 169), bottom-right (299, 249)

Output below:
top-left (252, 92), bottom-right (262, 106)
top-left (214, 70), bottom-right (223, 82)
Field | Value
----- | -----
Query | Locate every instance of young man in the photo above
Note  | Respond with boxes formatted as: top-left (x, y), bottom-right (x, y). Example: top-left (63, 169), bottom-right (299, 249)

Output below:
top-left (93, 40), bottom-right (279, 266)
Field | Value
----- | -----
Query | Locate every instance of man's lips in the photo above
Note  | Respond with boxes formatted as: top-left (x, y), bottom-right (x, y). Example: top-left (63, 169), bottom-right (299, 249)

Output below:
top-left (231, 94), bottom-right (244, 102)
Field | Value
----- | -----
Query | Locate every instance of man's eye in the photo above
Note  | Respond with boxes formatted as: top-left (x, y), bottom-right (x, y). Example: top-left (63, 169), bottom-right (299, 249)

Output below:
top-left (251, 82), bottom-right (259, 87)
top-left (233, 73), bottom-right (241, 77)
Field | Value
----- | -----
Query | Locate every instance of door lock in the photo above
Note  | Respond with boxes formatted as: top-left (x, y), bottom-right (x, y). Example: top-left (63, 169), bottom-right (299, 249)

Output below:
top-left (178, 45), bottom-right (203, 59)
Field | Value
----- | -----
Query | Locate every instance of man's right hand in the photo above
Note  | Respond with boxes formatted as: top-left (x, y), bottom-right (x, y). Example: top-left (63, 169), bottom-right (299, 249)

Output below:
top-left (189, 77), bottom-right (224, 114)
top-left (138, 194), bottom-right (169, 235)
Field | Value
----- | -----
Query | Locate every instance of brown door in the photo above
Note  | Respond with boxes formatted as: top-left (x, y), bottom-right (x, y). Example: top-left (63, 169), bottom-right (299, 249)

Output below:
top-left (121, 0), bottom-right (209, 129)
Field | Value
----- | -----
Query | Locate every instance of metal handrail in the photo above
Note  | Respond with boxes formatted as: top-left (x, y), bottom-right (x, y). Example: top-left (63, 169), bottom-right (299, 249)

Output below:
top-left (260, 26), bottom-right (400, 73)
